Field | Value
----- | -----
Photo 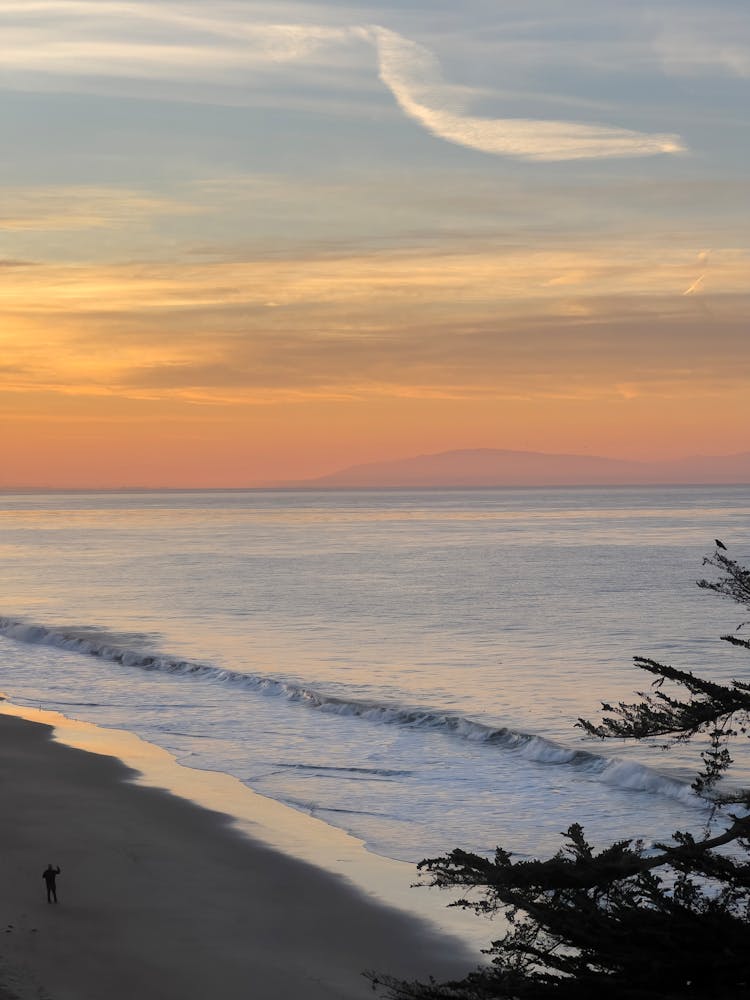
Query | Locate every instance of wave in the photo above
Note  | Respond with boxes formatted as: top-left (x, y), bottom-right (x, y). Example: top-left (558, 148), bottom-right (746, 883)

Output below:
top-left (278, 763), bottom-right (413, 777)
top-left (0, 615), bottom-right (705, 810)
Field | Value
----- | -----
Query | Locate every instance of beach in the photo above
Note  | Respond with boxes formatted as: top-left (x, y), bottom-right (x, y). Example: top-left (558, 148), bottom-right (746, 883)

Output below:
top-left (0, 711), bottom-right (475, 1000)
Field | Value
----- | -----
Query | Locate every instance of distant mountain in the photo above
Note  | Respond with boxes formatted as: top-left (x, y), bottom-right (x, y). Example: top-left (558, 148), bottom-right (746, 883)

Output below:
top-left (660, 452), bottom-right (750, 484)
top-left (289, 448), bottom-right (750, 488)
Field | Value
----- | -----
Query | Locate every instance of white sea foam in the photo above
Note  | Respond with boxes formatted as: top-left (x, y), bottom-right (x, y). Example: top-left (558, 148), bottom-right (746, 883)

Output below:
top-left (0, 614), bottom-right (703, 811)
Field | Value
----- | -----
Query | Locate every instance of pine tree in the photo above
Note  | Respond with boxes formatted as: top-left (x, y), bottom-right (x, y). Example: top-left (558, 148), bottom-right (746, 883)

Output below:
top-left (371, 546), bottom-right (750, 999)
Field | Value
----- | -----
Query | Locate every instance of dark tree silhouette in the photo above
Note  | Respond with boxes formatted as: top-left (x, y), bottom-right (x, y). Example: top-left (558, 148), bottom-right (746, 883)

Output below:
top-left (371, 546), bottom-right (750, 999)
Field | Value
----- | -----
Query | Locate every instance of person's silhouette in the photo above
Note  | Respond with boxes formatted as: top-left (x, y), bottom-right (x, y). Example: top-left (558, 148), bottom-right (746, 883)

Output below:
top-left (43, 864), bottom-right (61, 903)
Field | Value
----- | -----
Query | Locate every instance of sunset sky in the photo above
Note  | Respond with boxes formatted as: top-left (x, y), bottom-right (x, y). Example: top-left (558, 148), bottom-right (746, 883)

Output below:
top-left (2, 0), bottom-right (749, 487)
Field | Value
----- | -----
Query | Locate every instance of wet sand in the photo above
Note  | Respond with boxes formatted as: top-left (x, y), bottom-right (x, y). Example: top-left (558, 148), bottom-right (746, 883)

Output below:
top-left (0, 712), bottom-right (475, 1000)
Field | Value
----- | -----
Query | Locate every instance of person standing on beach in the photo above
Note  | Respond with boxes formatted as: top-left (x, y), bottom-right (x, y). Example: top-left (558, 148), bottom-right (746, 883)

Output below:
top-left (43, 864), bottom-right (60, 903)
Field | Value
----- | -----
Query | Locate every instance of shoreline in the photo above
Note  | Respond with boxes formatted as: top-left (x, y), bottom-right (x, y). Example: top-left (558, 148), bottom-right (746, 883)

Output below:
top-left (0, 704), bottom-right (480, 1000)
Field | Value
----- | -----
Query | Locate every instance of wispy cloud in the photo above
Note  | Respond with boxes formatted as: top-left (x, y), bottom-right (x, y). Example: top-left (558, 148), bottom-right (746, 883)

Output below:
top-left (1, 244), bottom-right (747, 407)
top-left (0, 2), bottom-right (684, 162)
top-left (3, 246), bottom-right (747, 317)
top-left (0, 185), bottom-right (198, 231)
top-left (651, 13), bottom-right (750, 78)
top-left (371, 27), bottom-right (684, 161)
top-left (682, 248), bottom-right (719, 295)
top-left (683, 274), bottom-right (705, 296)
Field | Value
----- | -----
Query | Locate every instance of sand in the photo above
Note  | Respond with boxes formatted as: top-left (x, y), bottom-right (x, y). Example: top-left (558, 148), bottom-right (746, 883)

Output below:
top-left (0, 712), bottom-right (476, 1000)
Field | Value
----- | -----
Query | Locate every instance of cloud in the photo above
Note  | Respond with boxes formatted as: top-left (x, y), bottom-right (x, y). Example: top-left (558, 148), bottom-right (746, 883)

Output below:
top-left (683, 273), bottom-right (705, 296)
top-left (2, 243), bottom-right (748, 406)
top-left (0, 3), bottom-right (359, 81)
top-left (651, 14), bottom-right (750, 78)
top-left (3, 246), bottom-right (748, 320)
top-left (683, 248), bottom-right (719, 295)
top-left (370, 27), bottom-right (684, 161)
top-left (0, 185), bottom-right (199, 231)
top-left (0, 2), bottom-right (684, 162)
top-left (9, 304), bottom-right (750, 406)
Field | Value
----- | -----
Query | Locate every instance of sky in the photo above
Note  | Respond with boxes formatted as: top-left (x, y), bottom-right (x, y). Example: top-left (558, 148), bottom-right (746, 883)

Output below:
top-left (1, 0), bottom-right (749, 487)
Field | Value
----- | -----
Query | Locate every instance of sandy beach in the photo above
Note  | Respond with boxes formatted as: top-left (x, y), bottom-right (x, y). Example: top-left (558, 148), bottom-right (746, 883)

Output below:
top-left (0, 712), bottom-right (476, 1000)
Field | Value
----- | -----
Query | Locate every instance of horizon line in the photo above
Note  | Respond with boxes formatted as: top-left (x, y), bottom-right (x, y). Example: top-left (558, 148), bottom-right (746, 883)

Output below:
top-left (2, 481), bottom-right (750, 494)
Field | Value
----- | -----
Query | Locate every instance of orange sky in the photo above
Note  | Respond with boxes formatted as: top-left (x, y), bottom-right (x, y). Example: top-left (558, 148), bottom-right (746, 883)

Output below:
top-left (2, 3), bottom-right (749, 487)
top-left (3, 243), bottom-right (749, 487)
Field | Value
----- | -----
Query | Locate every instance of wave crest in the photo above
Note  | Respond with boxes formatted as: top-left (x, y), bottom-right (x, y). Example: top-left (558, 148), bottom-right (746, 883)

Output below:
top-left (0, 615), bottom-right (704, 810)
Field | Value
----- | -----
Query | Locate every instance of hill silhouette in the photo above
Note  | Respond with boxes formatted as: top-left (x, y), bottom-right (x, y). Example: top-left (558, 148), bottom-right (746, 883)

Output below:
top-left (286, 448), bottom-right (750, 488)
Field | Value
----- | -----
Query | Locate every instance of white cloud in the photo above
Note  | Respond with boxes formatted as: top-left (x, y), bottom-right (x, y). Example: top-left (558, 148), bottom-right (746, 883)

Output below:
top-left (0, 2), bottom-right (685, 161)
top-left (0, 5), bottom-right (356, 78)
top-left (370, 27), bottom-right (684, 162)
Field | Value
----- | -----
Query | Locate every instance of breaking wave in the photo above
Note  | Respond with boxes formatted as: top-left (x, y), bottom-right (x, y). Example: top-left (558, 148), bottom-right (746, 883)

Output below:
top-left (0, 615), bottom-right (704, 810)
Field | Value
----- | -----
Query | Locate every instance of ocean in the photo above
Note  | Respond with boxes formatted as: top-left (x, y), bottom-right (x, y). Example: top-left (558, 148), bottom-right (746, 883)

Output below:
top-left (1, 486), bottom-right (748, 865)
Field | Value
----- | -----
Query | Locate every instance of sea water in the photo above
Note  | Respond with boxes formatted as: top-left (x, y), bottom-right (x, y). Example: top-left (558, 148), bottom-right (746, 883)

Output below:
top-left (0, 487), bottom-right (748, 863)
